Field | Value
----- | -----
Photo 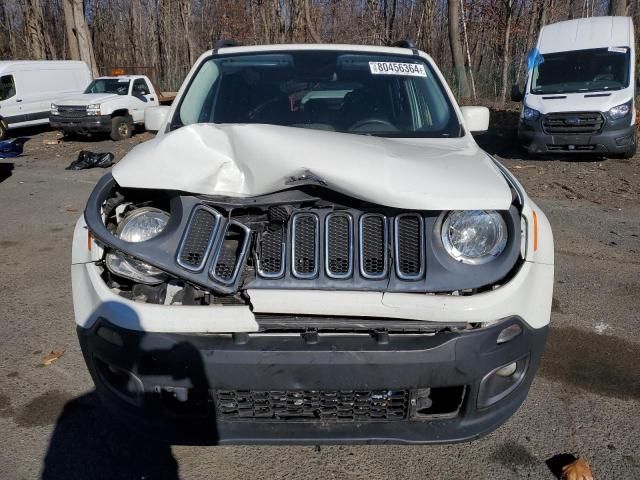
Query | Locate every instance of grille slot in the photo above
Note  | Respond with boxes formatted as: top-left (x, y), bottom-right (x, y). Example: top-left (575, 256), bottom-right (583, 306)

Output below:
top-left (291, 213), bottom-right (319, 279)
top-left (359, 214), bottom-right (388, 279)
top-left (325, 213), bottom-right (353, 279)
top-left (542, 112), bottom-right (604, 134)
top-left (210, 221), bottom-right (251, 285)
top-left (215, 389), bottom-right (409, 422)
top-left (394, 214), bottom-right (424, 280)
top-left (176, 206), bottom-right (221, 271)
top-left (256, 225), bottom-right (286, 278)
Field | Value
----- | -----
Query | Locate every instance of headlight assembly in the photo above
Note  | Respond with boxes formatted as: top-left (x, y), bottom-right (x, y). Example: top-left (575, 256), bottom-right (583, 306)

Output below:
top-left (522, 107), bottom-right (540, 121)
top-left (607, 100), bottom-right (632, 120)
top-left (86, 104), bottom-right (101, 116)
top-left (441, 210), bottom-right (508, 265)
top-left (50, 103), bottom-right (59, 115)
top-left (105, 207), bottom-right (169, 284)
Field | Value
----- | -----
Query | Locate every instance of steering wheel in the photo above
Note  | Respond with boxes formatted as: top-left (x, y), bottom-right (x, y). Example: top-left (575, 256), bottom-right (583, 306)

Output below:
top-left (348, 118), bottom-right (398, 133)
top-left (248, 97), bottom-right (282, 120)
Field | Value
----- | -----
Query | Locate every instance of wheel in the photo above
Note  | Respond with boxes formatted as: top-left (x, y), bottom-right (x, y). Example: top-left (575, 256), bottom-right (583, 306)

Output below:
top-left (0, 120), bottom-right (7, 140)
top-left (110, 116), bottom-right (133, 141)
top-left (620, 136), bottom-right (637, 159)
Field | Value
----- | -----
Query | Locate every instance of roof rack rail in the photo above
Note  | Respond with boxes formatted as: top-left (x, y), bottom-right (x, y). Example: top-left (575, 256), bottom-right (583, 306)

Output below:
top-left (389, 39), bottom-right (418, 54)
top-left (213, 39), bottom-right (240, 52)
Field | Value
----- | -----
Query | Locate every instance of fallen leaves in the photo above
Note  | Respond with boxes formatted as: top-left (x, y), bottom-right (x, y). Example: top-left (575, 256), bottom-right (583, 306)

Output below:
top-left (561, 457), bottom-right (594, 480)
top-left (41, 350), bottom-right (64, 366)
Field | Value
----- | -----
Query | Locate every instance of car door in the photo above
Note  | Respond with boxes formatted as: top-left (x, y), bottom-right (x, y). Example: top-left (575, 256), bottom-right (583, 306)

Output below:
top-left (0, 73), bottom-right (24, 127)
top-left (130, 78), bottom-right (155, 123)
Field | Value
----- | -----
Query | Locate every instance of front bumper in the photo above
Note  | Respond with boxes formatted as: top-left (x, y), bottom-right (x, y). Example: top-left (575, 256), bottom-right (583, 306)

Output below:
top-left (49, 114), bottom-right (111, 133)
top-left (78, 316), bottom-right (547, 445)
top-left (518, 116), bottom-right (636, 155)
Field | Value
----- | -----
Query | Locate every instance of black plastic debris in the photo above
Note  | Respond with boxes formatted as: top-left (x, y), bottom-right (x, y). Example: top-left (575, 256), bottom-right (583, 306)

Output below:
top-left (0, 137), bottom-right (29, 158)
top-left (66, 150), bottom-right (114, 170)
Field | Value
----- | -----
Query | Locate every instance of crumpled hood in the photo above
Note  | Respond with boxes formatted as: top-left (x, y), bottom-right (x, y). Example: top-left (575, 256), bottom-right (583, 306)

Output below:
top-left (112, 124), bottom-right (512, 210)
top-left (55, 93), bottom-right (119, 105)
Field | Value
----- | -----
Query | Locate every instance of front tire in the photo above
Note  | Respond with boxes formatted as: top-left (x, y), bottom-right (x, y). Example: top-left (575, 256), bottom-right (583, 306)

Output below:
top-left (620, 136), bottom-right (637, 159)
top-left (110, 116), bottom-right (133, 141)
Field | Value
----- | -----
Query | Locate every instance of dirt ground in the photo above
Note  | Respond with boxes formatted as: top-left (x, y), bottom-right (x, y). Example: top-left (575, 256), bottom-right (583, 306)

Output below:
top-left (0, 117), bottom-right (639, 479)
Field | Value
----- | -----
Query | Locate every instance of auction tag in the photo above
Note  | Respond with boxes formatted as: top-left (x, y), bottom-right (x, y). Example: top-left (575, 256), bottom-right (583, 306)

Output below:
top-left (608, 47), bottom-right (627, 53)
top-left (369, 62), bottom-right (427, 77)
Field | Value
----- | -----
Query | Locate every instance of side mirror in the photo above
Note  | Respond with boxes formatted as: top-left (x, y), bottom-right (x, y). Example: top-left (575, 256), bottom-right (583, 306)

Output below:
top-left (460, 106), bottom-right (490, 135)
top-left (145, 105), bottom-right (170, 132)
top-left (510, 84), bottom-right (523, 102)
top-left (636, 77), bottom-right (640, 89)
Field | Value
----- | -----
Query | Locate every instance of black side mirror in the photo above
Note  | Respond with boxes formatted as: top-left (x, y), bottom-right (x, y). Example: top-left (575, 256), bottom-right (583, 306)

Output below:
top-left (636, 77), bottom-right (640, 89)
top-left (510, 84), bottom-right (523, 102)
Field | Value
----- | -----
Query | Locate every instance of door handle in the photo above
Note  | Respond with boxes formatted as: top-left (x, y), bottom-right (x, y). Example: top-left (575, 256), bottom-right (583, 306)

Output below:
top-left (150, 97), bottom-right (155, 101)
top-left (16, 99), bottom-right (22, 103)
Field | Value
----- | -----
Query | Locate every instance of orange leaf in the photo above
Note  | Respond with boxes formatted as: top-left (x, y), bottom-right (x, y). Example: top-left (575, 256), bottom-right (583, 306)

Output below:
top-left (561, 458), bottom-right (594, 480)
top-left (41, 350), bottom-right (65, 366)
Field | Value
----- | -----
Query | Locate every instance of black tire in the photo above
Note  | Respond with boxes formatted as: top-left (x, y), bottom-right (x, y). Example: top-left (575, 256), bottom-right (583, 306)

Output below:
top-left (110, 115), bottom-right (133, 141)
top-left (0, 120), bottom-right (7, 140)
top-left (620, 136), bottom-right (637, 159)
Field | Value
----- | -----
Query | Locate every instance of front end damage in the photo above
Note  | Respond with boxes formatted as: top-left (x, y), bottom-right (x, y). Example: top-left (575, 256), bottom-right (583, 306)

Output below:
top-left (71, 158), bottom-right (553, 444)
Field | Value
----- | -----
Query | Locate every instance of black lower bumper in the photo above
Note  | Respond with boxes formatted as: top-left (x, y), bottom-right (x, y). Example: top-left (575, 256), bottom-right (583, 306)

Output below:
top-left (518, 118), bottom-right (636, 155)
top-left (50, 114), bottom-right (111, 133)
top-left (77, 317), bottom-right (547, 445)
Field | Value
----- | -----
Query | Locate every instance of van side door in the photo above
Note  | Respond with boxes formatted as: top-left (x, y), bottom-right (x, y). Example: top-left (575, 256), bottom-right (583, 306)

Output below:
top-left (0, 74), bottom-right (23, 127)
top-left (130, 78), bottom-right (156, 123)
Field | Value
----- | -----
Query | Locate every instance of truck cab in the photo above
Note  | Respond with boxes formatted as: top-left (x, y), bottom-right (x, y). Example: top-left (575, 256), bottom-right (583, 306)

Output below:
top-left (50, 75), bottom-right (159, 140)
top-left (513, 16), bottom-right (637, 158)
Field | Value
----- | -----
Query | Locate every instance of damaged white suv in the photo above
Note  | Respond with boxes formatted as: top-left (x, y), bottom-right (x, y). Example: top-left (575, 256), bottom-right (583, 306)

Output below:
top-left (72, 43), bottom-right (554, 444)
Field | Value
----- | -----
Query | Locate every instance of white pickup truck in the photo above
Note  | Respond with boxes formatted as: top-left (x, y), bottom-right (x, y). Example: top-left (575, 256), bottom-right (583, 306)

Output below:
top-left (50, 75), bottom-right (159, 140)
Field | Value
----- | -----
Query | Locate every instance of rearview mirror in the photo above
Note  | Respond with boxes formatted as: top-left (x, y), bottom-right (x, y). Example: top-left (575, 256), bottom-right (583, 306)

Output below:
top-left (460, 106), bottom-right (490, 135)
top-left (145, 105), bottom-right (170, 132)
top-left (510, 84), bottom-right (523, 102)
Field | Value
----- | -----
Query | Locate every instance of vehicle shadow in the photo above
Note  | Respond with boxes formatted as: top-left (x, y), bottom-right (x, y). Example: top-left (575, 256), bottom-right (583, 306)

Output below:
top-left (0, 162), bottom-right (14, 183)
top-left (42, 301), bottom-right (218, 479)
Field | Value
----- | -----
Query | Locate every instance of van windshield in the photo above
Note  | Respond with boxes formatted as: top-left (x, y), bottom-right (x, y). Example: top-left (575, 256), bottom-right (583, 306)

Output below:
top-left (172, 51), bottom-right (461, 138)
top-left (531, 47), bottom-right (630, 94)
top-left (84, 78), bottom-right (130, 95)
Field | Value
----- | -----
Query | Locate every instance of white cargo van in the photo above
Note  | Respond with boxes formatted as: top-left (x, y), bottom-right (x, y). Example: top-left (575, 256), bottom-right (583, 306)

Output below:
top-left (0, 61), bottom-right (92, 139)
top-left (512, 16), bottom-right (637, 158)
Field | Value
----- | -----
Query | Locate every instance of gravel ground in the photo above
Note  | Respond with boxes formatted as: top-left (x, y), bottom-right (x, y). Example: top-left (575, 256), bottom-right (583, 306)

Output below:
top-left (0, 119), bottom-right (639, 479)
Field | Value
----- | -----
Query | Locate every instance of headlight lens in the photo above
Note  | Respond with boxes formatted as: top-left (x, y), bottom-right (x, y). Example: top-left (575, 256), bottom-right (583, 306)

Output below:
top-left (87, 104), bottom-right (101, 116)
top-left (607, 100), bottom-right (632, 120)
top-left (441, 210), bottom-right (508, 264)
top-left (51, 103), bottom-right (59, 115)
top-left (522, 107), bottom-right (540, 121)
top-left (105, 207), bottom-right (169, 284)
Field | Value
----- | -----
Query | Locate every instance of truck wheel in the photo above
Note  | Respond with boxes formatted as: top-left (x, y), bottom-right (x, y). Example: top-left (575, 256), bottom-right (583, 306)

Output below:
top-left (0, 120), bottom-right (7, 140)
top-left (110, 116), bottom-right (133, 141)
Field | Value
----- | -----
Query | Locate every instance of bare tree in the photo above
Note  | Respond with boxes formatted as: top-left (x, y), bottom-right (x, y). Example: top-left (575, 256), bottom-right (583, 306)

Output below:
top-left (500, 0), bottom-right (514, 104)
top-left (63, 0), bottom-right (99, 76)
top-left (609, 0), bottom-right (630, 16)
top-left (447, 0), bottom-right (470, 98)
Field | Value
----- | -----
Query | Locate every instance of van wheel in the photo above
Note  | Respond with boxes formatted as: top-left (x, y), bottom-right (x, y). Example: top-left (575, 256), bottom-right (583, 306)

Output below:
top-left (110, 116), bottom-right (133, 141)
top-left (620, 137), bottom-right (637, 159)
top-left (0, 121), bottom-right (7, 140)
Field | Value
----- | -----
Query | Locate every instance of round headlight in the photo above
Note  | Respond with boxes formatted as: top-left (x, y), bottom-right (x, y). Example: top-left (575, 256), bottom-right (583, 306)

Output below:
top-left (441, 210), bottom-right (507, 264)
top-left (105, 207), bottom-right (170, 284)
top-left (118, 207), bottom-right (169, 242)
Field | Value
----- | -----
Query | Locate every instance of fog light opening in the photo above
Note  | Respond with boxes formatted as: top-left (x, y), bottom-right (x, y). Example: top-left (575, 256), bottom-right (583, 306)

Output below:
top-left (477, 355), bottom-right (530, 409)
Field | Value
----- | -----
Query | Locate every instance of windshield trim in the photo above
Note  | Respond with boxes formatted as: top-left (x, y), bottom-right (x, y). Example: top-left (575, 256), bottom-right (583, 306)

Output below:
top-left (169, 49), bottom-right (463, 139)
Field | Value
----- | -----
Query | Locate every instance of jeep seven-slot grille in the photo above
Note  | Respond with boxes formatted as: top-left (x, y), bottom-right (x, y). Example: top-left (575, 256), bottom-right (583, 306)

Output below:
top-left (542, 112), bottom-right (604, 134)
top-left (360, 214), bottom-right (388, 278)
top-left (177, 206), bottom-right (220, 271)
top-left (215, 389), bottom-right (409, 421)
top-left (395, 214), bottom-right (424, 280)
top-left (325, 213), bottom-right (352, 278)
top-left (292, 213), bottom-right (319, 278)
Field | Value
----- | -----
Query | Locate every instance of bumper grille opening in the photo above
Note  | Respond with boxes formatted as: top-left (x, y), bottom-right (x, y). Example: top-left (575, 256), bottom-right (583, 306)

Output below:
top-left (360, 214), bottom-right (388, 279)
top-left (410, 386), bottom-right (466, 419)
top-left (325, 213), bottom-right (353, 278)
top-left (216, 389), bottom-right (409, 422)
top-left (291, 213), bottom-right (319, 278)
top-left (177, 206), bottom-right (220, 271)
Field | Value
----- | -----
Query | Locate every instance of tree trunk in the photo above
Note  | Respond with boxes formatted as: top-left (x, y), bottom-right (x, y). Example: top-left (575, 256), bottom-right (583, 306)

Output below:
top-left (500, 0), bottom-right (513, 105)
top-left (63, 0), bottom-right (80, 60)
top-left (179, 0), bottom-right (196, 67)
top-left (609, 0), bottom-right (629, 16)
top-left (304, 0), bottom-right (322, 43)
top-left (447, 0), bottom-right (470, 98)
top-left (24, 0), bottom-right (47, 59)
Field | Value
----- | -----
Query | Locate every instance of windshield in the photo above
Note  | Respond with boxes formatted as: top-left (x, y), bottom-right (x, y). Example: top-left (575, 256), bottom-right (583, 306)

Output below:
top-left (531, 47), bottom-right (630, 94)
top-left (84, 78), bottom-right (130, 95)
top-left (173, 51), bottom-right (461, 137)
